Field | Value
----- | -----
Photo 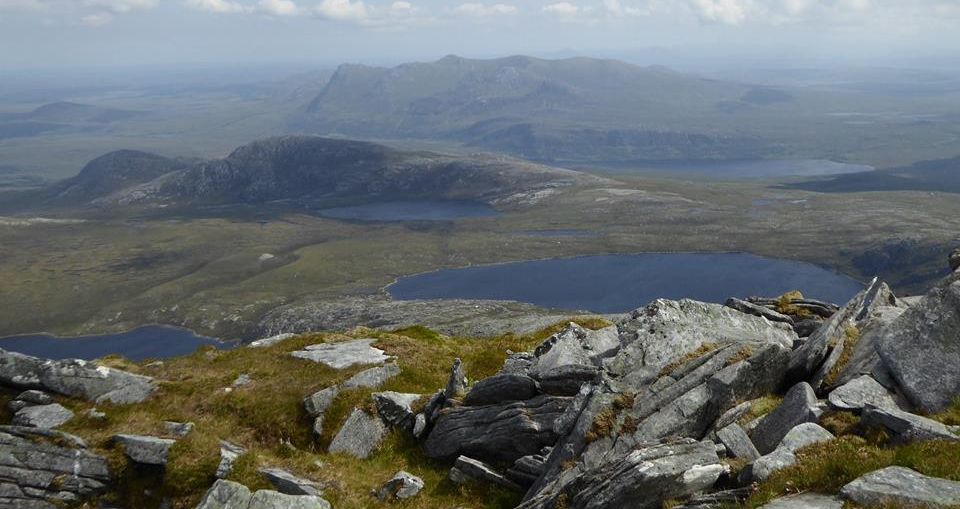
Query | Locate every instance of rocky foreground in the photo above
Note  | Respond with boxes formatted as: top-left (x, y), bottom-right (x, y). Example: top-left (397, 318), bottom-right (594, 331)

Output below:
top-left (2, 252), bottom-right (960, 508)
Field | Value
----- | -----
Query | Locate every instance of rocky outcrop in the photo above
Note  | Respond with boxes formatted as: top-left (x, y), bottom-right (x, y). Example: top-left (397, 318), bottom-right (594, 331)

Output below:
top-left (876, 272), bottom-right (960, 412)
top-left (290, 339), bottom-right (391, 369)
top-left (449, 456), bottom-right (522, 491)
top-left (841, 467), bottom-right (960, 508)
top-left (860, 405), bottom-right (960, 444)
top-left (303, 386), bottom-right (339, 437)
top-left (463, 374), bottom-right (541, 406)
top-left (11, 403), bottom-right (74, 429)
top-left (746, 423), bottom-right (834, 481)
top-left (424, 395), bottom-right (570, 463)
top-left (750, 382), bottom-right (822, 455)
top-left (0, 349), bottom-right (155, 404)
top-left (372, 391), bottom-right (419, 431)
top-left (725, 298), bottom-right (795, 325)
top-left (112, 434), bottom-right (176, 466)
top-left (196, 479), bottom-right (331, 509)
top-left (0, 426), bottom-right (111, 508)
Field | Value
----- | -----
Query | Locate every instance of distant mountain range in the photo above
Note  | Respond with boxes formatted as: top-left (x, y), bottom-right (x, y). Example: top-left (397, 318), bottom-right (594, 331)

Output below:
top-left (3, 136), bottom-right (601, 212)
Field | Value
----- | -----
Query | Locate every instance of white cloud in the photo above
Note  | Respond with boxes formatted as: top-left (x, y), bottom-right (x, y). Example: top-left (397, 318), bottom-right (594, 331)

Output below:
top-left (83, 0), bottom-right (157, 13)
top-left (258, 0), bottom-right (299, 15)
top-left (185, 0), bottom-right (250, 14)
top-left (314, 0), bottom-right (368, 20)
top-left (80, 10), bottom-right (113, 24)
top-left (455, 2), bottom-right (517, 17)
top-left (542, 2), bottom-right (579, 15)
top-left (688, 0), bottom-right (747, 24)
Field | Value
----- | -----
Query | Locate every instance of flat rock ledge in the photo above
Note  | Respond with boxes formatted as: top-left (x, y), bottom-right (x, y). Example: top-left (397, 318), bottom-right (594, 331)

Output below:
top-left (841, 467), bottom-right (960, 508)
top-left (290, 339), bottom-right (390, 369)
top-left (196, 479), bottom-right (331, 509)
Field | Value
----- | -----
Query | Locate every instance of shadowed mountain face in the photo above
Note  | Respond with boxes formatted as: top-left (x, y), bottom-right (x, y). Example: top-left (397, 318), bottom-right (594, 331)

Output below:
top-left (294, 55), bottom-right (777, 162)
top-left (6, 136), bottom-right (600, 211)
top-left (783, 156), bottom-right (960, 194)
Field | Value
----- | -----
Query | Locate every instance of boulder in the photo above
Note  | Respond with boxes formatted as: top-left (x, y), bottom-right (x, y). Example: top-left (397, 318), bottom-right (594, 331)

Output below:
top-left (328, 408), bottom-right (387, 459)
top-left (530, 324), bottom-right (599, 377)
top-left (12, 403), bottom-right (74, 429)
top-left (517, 438), bottom-right (724, 509)
top-left (725, 298), bottom-right (795, 325)
top-left (164, 421), bottom-right (195, 438)
top-left (0, 426), bottom-right (110, 508)
top-left (424, 395), bottom-right (570, 463)
top-left (444, 358), bottom-right (467, 399)
top-left (448, 456), bottom-right (522, 491)
top-left (216, 441), bottom-right (246, 479)
top-left (860, 405), bottom-right (959, 444)
top-left (372, 391), bottom-right (419, 430)
top-left (342, 363), bottom-right (400, 389)
top-left (747, 423), bottom-right (834, 481)
top-left (830, 305), bottom-right (906, 388)
top-left (827, 375), bottom-right (898, 412)
top-left (716, 423), bottom-right (760, 460)
top-left (758, 493), bottom-right (843, 509)
top-left (750, 382), bottom-right (821, 455)
top-left (876, 273), bottom-right (960, 412)
top-left (608, 299), bottom-right (795, 387)
top-left (377, 471), bottom-right (424, 501)
top-left (113, 434), bottom-right (176, 466)
top-left (290, 339), bottom-right (390, 369)
top-left (0, 349), bottom-right (156, 404)
top-left (463, 374), bottom-right (540, 406)
top-left (15, 390), bottom-right (53, 405)
top-left (195, 480), bottom-right (331, 509)
top-left (258, 468), bottom-right (323, 497)
top-left (841, 466), bottom-right (960, 508)
top-left (304, 387), bottom-right (339, 418)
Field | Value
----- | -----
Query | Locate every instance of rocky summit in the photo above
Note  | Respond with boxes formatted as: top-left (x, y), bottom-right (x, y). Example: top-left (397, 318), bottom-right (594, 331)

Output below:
top-left (1, 253), bottom-right (960, 509)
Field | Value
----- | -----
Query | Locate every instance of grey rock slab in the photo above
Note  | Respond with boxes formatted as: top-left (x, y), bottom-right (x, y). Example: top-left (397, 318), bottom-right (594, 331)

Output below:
top-left (463, 373), bottom-right (540, 406)
top-left (289, 339), bottom-right (390, 369)
top-left (608, 298), bottom-right (795, 387)
top-left (195, 480), bottom-right (331, 509)
top-left (113, 434), bottom-right (176, 465)
top-left (216, 441), bottom-right (246, 479)
top-left (749, 423), bottom-right (834, 481)
top-left (449, 456), bottom-right (522, 491)
top-left (750, 382), bottom-right (820, 455)
top-left (0, 349), bottom-right (156, 404)
top-left (247, 490), bottom-right (330, 509)
top-left (12, 404), bottom-right (74, 429)
top-left (247, 333), bottom-right (297, 348)
top-left (377, 470), bottom-right (424, 500)
top-left (841, 466), bottom-right (960, 508)
top-left (15, 390), bottom-right (53, 405)
top-left (717, 423), bottom-right (760, 460)
top-left (342, 363), bottom-right (400, 389)
top-left (827, 375), bottom-right (898, 412)
top-left (163, 421), bottom-right (195, 438)
top-left (531, 323), bottom-right (595, 376)
top-left (759, 493), bottom-right (843, 509)
top-left (537, 364), bottom-right (601, 396)
top-left (372, 391), bottom-right (419, 430)
top-left (328, 408), bottom-right (387, 459)
top-left (877, 273), bottom-right (960, 412)
top-left (726, 297), bottom-right (796, 325)
top-left (303, 386), bottom-right (339, 418)
top-left (257, 467), bottom-right (323, 496)
top-left (424, 395), bottom-right (570, 463)
top-left (861, 405), bottom-right (959, 443)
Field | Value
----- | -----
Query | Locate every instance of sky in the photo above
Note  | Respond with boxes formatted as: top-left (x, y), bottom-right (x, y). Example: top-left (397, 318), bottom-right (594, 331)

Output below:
top-left (1, 0), bottom-right (959, 71)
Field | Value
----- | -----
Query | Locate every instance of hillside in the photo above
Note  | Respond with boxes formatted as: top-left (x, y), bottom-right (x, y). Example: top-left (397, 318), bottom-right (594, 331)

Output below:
top-left (2, 254), bottom-right (960, 509)
top-left (784, 155), bottom-right (960, 194)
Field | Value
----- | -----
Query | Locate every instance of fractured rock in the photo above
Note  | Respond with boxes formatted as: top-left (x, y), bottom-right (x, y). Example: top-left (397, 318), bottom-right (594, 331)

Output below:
top-left (372, 391), bottom-right (419, 431)
top-left (861, 405), bottom-right (959, 444)
top-left (258, 468), bottom-right (323, 497)
top-left (328, 408), bottom-right (387, 459)
top-left (164, 421), bottom-right (195, 438)
top-left (377, 471), bottom-right (424, 501)
top-left (716, 423), bottom-right (760, 460)
top-left (195, 479), bottom-right (331, 509)
top-left (747, 423), bottom-right (834, 481)
top-left (290, 339), bottom-right (390, 369)
top-left (113, 434), bottom-right (176, 466)
top-left (463, 373), bottom-right (540, 406)
top-left (449, 456), bottom-right (522, 491)
top-left (841, 466), bottom-right (960, 508)
top-left (827, 375), bottom-right (898, 412)
top-left (216, 441), bottom-right (246, 479)
top-left (12, 403), bottom-right (74, 429)
top-left (750, 382), bottom-right (821, 455)
top-left (444, 358), bottom-right (467, 398)
top-left (725, 298), bottom-right (795, 325)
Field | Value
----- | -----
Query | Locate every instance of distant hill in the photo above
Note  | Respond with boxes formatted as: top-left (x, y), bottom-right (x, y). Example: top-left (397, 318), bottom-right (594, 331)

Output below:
top-left (293, 55), bottom-right (782, 162)
top-left (8, 136), bottom-right (602, 211)
top-left (783, 156), bottom-right (960, 194)
top-left (9, 101), bottom-right (144, 123)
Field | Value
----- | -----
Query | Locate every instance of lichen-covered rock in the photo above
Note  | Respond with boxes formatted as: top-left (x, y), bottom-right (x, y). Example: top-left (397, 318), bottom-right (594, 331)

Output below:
top-left (877, 273), bottom-right (960, 412)
top-left (328, 408), bottom-right (387, 459)
top-left (12, 403), bottom-right (74, 429)
top-left (377, 471), bottom-right (424, 500)
top-left (749, 382), bottom-right (821, 455)
top-left (860, 405), bottom-right (960, 444)
top-left (424, 395), bottom-right (570, 463)
top-left (113, 434), bottom-right (176, 466)
top-left (289, 339), bottom-right (390, 369)
top-left (0, 349), bottom-right (156, 404)
top-left (0, 426), bottom-right (110, 508)
top-left (841, 467), bottom-right (960, 508)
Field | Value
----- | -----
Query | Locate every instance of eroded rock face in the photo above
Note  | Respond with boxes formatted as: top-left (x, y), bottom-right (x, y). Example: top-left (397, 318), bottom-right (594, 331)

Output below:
top-left (877, 274), bottom-right (960, 412)
top-left (841, 467), bottom-right (960, 508)
top-left (0, 349), bottom-right (156, 404)
top-left (518, 438), bottom-right (724, 509)
top-left (424, 395), bottom-right (570, 463)
top-left (0, 426), bottom-right (111, 508)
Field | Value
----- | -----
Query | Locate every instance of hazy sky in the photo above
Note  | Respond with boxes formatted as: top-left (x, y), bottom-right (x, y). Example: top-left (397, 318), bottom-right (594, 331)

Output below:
top-left (1, 0), bottom-right (959, 70)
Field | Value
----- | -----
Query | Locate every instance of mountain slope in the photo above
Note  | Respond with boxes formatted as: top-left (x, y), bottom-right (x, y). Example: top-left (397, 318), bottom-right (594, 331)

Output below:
top-left (783, 155), bottom-right (960, 194)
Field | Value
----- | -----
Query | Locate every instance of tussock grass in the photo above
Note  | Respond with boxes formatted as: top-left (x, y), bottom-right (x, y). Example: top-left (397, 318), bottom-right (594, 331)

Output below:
top-left (931, 397), bottom-right (960, 427)
top-left (658, 343), bottom-right (719, 378)
top-left (50, 319), bottom-right (607, 509)
top-left (747, 436), bottom-right (960, 508)
top-left (737, 395), bottom-right (783, 426)
top-left (824, 326), bottom-right (860, 387)
top-left (775, 290), bottom-right (813, 319)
